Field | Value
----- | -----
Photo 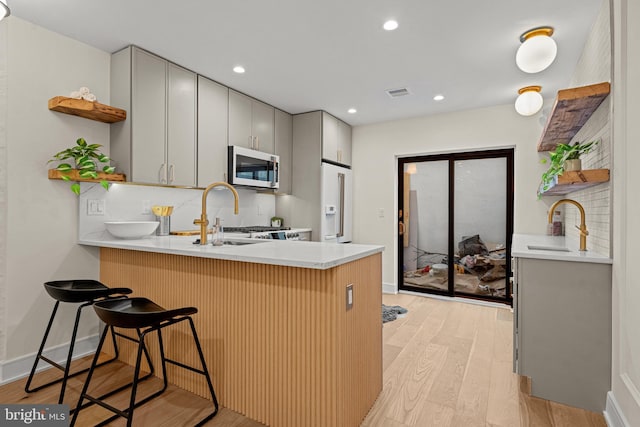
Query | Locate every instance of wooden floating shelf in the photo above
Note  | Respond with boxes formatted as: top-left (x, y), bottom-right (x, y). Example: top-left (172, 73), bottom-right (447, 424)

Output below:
top-left (48, 96), bottom-right (127, 123)
top-left (538, 168), bottom-right (610, 196)
top-left (537, 82), bottom-right (611, 152)
top-left (48, 169), bottom-right (126, 183)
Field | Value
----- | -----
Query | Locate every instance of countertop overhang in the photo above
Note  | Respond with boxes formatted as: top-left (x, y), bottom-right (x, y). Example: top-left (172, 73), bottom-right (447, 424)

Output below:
top-left (80, 234), bottom-right (384, 270)
top-left (512, 234), bottom-right (612, 264)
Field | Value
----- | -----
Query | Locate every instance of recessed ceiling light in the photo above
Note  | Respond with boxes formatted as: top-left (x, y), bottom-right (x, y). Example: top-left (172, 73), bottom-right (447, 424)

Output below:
top-left (433, 94), bottom-right (445, 101)
top-left (383, 20), bottom-right (398, 31)
top-left (233, 65), bottom-right (245, 74)
top-left (348, 108), bottom-right (357, 114)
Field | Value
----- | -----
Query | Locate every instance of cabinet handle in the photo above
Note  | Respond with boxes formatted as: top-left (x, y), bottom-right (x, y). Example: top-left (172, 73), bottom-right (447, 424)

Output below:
top-left (248, 135), bottom-right (253, 149)
top-left (169, 164), bottom-right (175, 184)
top-left (159, 163), bottom-right (167, 184)
top-left (255, 136), bottom-right (259, 150)
top-left (337, 149), bottom-right (342, 162)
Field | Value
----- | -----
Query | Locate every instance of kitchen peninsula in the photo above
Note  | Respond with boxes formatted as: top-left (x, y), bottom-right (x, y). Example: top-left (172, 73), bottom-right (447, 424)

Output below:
top-left (80, 234), bottom-right (384, 427)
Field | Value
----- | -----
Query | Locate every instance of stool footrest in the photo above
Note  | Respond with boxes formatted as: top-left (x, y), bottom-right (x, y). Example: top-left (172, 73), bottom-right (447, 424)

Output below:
top-left (165, 358), bottom-right (207, 375)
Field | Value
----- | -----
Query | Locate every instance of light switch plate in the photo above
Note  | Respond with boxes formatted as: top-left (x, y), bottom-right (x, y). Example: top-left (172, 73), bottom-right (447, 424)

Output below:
top-left (87, 199), bottom-right (105, 216)
top-left (346, 284), bottom-right (353, 310)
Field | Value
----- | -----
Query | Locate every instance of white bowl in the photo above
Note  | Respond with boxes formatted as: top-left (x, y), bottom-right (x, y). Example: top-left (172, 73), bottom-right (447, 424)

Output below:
top-left (105, 221), bottom-right (159, 239)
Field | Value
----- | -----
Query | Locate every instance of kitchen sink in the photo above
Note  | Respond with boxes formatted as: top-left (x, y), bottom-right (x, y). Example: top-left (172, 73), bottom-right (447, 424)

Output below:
top-left (527, 244), bottom-right (571, 252)
top-left (221, 239), bottom-right (265, 246)
top-left (192, 238), bottom-right (265, 246)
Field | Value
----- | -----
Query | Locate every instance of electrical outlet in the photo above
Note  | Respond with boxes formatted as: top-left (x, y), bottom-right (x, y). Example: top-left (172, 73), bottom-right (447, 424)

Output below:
top-left (87, 199), bottom-right (105, 216)
top-left (346, 284), bottom-right (353, 310)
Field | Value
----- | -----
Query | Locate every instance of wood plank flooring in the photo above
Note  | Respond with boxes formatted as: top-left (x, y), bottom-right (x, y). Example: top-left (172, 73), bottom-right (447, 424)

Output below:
top-left (1, 293), bottom-right (606, 426)
top-left (363, 293), bottom-right (607, 427)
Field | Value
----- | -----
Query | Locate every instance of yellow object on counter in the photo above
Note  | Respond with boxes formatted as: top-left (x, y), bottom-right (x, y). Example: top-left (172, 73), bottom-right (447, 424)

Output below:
top-left (152, 205), bottom-right (174, 216)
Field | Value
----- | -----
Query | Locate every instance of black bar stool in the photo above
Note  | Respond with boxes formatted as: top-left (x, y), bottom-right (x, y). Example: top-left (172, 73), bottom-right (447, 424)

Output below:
top-left (25, 280), bottom-right (134, 405)
top-left (71, 297), bottom-right (219, 427)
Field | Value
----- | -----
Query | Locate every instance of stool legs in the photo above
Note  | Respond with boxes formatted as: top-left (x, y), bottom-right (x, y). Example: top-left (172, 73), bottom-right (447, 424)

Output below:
top-left (25, 300), bottom-right (122, 404)
top-left (71, 316), bottom-right (219, 426)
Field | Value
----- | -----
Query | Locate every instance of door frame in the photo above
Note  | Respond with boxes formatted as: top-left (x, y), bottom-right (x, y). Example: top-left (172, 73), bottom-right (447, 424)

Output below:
top-left (397, 148), bottom-right (514, 304)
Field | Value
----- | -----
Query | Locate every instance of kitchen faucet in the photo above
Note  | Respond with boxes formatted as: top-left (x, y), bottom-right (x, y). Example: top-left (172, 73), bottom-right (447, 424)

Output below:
top-left (194, 182), bottom-right (239, 245)
top-left (548, 198), bottom-right (588, 251)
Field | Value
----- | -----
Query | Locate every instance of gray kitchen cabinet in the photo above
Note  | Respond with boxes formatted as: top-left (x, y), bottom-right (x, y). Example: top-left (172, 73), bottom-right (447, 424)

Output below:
top-left (321, 111), bottom-right (352, 166)
top-left (229, 89), bottom-right (274, 154)
top-left (274, 109), bottom-right (293, 194)
top-left (513, 256), bottom-right (611, 412)
top-left (197, 76), bottom-right (229, 186)
top-left (111, 46), bottom-right (196, 186)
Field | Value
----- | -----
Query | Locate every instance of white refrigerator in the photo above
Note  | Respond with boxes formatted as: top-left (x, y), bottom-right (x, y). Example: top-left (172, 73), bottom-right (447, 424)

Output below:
top-left (320, 162), bottom-right (353, 243)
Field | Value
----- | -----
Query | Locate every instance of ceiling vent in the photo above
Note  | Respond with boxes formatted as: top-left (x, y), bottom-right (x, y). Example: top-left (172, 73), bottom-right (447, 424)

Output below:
top-left (386, 87), bottom-right (410, 98)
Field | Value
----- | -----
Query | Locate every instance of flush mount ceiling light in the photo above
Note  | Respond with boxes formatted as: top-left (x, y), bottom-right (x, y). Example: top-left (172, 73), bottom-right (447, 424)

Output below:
top-left (0, 0), bottom-right (10, 21)
top-left (516, 27), bottom-right (557, 73)
top-left (515, 86), bottom-right (543, 116)
top-left (233, 65), bottom-right (245, 74)
top-left (383, 20), bottom-right (398, 31)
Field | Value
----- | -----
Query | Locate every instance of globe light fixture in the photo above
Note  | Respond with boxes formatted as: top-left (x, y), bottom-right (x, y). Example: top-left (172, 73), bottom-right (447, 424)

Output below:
top-left (0, 0), bottom-right (10, 21)
top-left (515, 86), bottom-right (543, 116)
top-left (516, 27), bottom-right (557, 73)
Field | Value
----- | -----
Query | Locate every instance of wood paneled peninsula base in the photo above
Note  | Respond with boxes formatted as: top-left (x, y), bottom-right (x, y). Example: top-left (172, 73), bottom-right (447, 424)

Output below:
top-left (99, 247), bottom-right (383, 427)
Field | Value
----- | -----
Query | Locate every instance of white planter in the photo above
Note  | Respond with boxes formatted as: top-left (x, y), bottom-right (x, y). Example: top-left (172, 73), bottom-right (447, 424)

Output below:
top-left (564, 159), bottom-right (582, 171)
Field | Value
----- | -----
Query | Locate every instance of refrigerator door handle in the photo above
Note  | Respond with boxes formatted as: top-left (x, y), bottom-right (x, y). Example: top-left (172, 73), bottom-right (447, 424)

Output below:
top-left (338, 173), bottom-right (345, 238)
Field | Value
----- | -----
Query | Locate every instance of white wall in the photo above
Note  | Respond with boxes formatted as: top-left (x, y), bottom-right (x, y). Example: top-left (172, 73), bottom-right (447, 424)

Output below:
top-left (608, 0), bottom-right (640, 425)
top-left (564, 0), bottom-right (612, 257)
top-left (352, 104), bottom-right (548, 288)
top-left (0, 17), bottom-right (110, 381)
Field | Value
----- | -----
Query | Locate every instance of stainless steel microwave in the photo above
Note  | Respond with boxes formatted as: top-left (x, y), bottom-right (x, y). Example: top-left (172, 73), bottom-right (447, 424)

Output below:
top-left (228, 146), bottom-right (280, 189)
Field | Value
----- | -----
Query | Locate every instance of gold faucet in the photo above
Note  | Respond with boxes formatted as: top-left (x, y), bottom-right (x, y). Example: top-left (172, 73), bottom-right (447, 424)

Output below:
top-left (548, 198), bottom-right (588, 251)
top-left (194, 182), bottom-right (239, 245)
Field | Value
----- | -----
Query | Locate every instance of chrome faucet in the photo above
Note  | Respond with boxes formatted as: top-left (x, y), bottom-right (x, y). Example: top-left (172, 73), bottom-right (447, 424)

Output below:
top-left (194, 182), bottom-right (239, 245)
top-left (548, 198), bottom-right (588, 251)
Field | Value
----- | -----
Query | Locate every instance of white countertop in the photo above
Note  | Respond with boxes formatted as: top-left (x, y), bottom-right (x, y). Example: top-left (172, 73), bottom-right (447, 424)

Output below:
top-left (80, 234), bottom-right (384, 270)
top-left (512, 234), bottom-right (612, 264)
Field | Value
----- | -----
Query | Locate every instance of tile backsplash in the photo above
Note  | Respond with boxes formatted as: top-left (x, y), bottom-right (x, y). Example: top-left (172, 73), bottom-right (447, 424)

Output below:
top-left (79, 182), bottom-right (276, 239)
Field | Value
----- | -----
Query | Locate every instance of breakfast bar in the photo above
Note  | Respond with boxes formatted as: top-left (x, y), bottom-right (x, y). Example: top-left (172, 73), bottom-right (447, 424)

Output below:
top-left (80, 236), bottom-right (384, 427)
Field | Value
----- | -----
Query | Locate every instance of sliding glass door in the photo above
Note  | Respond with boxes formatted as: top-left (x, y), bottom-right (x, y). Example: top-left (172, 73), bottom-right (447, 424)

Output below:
top-left (398, 149), bottom-right (514, 304)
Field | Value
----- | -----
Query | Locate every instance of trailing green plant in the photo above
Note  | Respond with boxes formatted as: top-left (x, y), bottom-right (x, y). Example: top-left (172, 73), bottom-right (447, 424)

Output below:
top-left (48, 137), bottom-right (115, 195)
top-left (539, 140), bottom-right (599, 195)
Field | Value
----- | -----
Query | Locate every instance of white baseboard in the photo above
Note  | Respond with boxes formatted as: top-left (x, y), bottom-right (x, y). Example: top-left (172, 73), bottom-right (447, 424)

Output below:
top-left (605, 391), bottom-right (630, 427)
top-left (0, 334), bottom-right (100, 386)
top-left (382, 282), bottom-right (397, 294)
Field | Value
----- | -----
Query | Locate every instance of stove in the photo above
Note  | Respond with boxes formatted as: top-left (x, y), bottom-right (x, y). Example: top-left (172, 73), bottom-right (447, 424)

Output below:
top-left (223, 225), bottom-right (310, 241)
top-left (223, 226), bottom-right (291, 233)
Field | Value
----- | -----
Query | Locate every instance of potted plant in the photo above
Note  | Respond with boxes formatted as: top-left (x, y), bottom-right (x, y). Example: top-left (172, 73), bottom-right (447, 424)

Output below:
top-left (48, 137), bottom-right (117, 195)
top-left (539, 140), bottom-right (599, 194)
top-left (271, 216), bottom-right (283, 227)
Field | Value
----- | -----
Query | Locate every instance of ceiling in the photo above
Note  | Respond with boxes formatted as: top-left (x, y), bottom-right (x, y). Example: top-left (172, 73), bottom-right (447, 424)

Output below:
top-left (10, 0), bottom-right (603, 126)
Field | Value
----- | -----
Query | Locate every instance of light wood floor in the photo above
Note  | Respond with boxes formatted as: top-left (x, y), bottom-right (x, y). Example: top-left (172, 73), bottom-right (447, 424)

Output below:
top-left (363, 293), bottom-right (607, 427)
top-left (1, 293), bottom-right (607, 426)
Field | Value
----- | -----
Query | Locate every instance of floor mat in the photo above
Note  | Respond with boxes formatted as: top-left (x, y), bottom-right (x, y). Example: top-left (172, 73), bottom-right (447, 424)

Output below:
top-left (382, 304), bottom-right (408, 323)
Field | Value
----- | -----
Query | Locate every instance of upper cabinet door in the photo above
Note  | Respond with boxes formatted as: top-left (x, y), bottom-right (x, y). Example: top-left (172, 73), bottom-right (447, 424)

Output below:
top-left (228, 90), bottom-right (253, 149)
top-left (228, 89), bottom-right (275, 153)
top-left (198, 76), bottom-right (229, 186)
top-left (337, 119), bottom-right (352, 166)
top-left (131, 48), bottom-right (167, 184)
top-left (167, 63), bottom-right (197, 186)
top-left (251, 99), bottom-right (275, 154)
top-left (275, 109), bottom-right (293, 193)
top-left (322, 112), bottom-right (338, 163)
